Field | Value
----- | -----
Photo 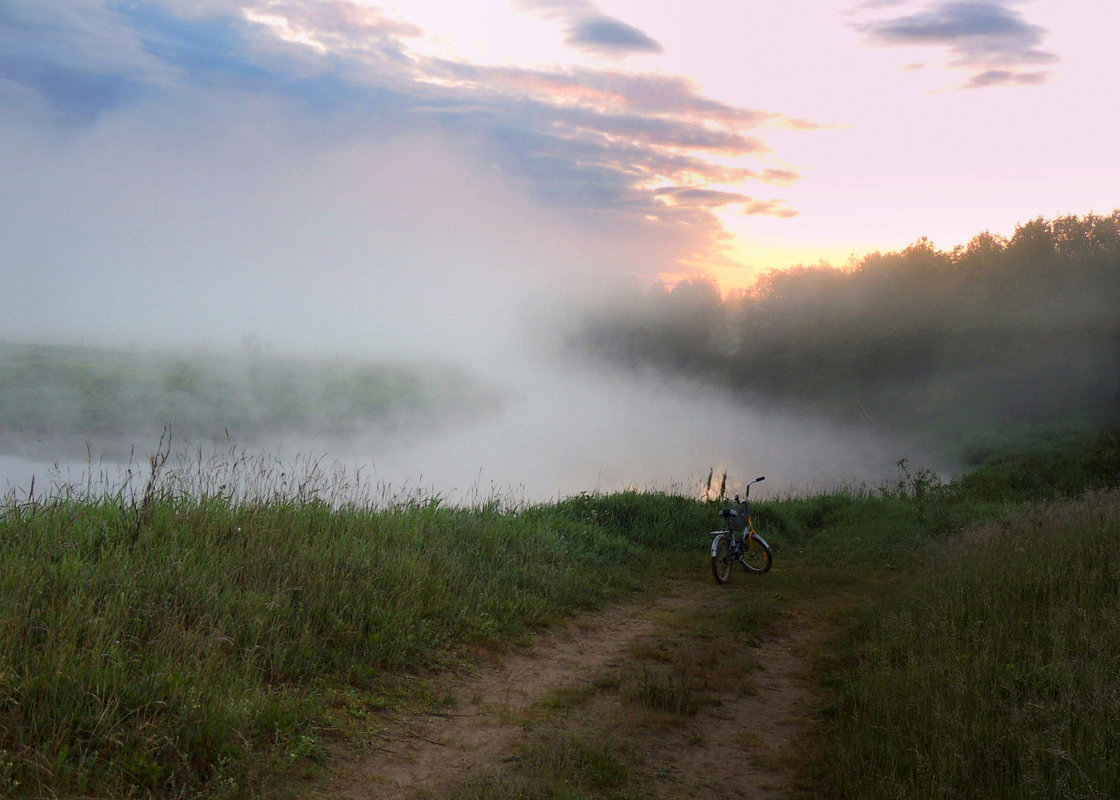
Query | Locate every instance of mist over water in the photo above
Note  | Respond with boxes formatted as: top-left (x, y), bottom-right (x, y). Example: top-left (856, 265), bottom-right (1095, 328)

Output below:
top-left (0, 338), bottom-right (922, 506)
top-left (323, 364), bottom-right (915, 503)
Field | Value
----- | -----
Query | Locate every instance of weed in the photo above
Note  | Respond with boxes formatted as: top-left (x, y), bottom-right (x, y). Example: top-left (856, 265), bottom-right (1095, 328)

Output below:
top-left (625, 665), bottom-right (699, 716)
top-left (454, 732), bottom-right (629, 799)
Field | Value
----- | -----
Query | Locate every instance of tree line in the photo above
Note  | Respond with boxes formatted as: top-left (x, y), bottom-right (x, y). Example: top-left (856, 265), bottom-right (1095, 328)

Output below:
top-left (571, 211), bottom-right (1120, 457)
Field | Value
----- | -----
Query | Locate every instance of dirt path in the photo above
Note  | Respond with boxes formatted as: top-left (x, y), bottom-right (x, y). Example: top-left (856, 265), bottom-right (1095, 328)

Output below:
top-left (320, 576), bottom-right (818, 799)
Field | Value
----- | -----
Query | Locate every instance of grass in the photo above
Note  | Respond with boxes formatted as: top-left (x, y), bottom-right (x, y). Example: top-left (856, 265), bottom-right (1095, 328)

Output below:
top-left (624, 664), bottom-right (700, 717)
top-left (0, 339), bottom-right (501, 443)
top-left (817, 489), bottom-right (1120, 799)
top-left (449, 732), bottom-right (631, 800)
top-left (0, 426), bottom-right (1117, 798)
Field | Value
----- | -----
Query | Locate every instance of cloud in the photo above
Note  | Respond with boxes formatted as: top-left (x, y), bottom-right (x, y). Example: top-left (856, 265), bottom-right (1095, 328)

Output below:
top-left (0, 55), bottom-right (133, 121)
top-left (554, 105), bottom-right (766, 154)
top-left (514, 0), bottom-right (598, 16)
top-left (851, 0), bottom-right (909, 8)
top-left (866, 1), bottom-right (1054, 64)
top-left (857, 1), bottom-right (1057, 88)
top-left (744, 200), bottom-right (799, 218)
top-left (437, 63), bottom-right (774, 129)
top-left (962, 67), bottom-right (1052, 89)
top-left (517, 0), bottom-right (662, 58)
top-left (0, 0), bottom-right (178, 119)
top-left (251, 1), bottom-right (423, 42)
top-left (760, 168), bottom-right (800, 184)
top-left (656, 187), bottom-right (752, 207)
top-left (654, 187), bottom-right (797, 218)
top-left (405, 57), bottom-right (798, 220)
top-left (565, 14), bottom-right (663, 56)
top-left (1, 0), bottom-right (810, 294)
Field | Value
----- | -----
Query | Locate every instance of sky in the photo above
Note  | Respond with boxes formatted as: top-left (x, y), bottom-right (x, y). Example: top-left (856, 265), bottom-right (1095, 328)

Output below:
top-left (1, 0), bottom-right (1118, 351)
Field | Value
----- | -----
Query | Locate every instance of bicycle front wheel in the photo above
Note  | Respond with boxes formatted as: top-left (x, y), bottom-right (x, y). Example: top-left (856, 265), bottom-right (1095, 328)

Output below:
top-left (739, 533), bottom-right (773, 574)
top-left (711, 533), bottom-right (733, 584)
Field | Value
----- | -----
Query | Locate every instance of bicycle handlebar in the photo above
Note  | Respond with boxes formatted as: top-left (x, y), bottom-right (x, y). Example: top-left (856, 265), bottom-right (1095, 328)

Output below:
top-left (734, 476), bottom-right (765, 504)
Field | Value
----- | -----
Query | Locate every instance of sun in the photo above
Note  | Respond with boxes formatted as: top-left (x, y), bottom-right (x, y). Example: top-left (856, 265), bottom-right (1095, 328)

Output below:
top-left (657, 237), bottom-right (859, 295)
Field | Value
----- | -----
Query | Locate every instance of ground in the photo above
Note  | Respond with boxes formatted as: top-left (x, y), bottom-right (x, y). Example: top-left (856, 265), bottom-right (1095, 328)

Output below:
top-left (312, 568), bottom-right (821, 800)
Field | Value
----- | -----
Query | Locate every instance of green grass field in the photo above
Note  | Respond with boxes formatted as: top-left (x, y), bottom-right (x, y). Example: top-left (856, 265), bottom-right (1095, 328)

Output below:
top-left (1, 427), bottom-right (1117, 798)
top-left (820, 488), bottom-right (1120, 799)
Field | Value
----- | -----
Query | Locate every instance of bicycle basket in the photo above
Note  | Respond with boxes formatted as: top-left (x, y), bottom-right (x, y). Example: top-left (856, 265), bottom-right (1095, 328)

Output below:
top-left (719, 507), bottom-right (747, 532)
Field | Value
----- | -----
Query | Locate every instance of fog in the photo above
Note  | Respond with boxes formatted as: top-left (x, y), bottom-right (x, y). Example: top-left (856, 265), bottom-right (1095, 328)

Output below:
top-left (0, 352), bottom-right (918, 506)
top-left (0, 318), bottom-right (924, 505)
top-left (0, 85), bottom-right (929, 506)
top-left (364, 368), bottom-right (914, 502)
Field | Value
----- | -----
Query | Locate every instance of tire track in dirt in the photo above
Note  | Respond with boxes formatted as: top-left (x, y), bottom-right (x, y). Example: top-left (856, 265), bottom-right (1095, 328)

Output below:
top-left (321, 577), bottom-right (816, 799)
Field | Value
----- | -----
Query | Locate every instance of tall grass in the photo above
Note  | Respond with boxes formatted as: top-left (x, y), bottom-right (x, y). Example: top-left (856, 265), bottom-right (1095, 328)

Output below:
top-left (0, 452), bottom-right (710, 799)
top-left (821, 489), bottom-right (1120, 799)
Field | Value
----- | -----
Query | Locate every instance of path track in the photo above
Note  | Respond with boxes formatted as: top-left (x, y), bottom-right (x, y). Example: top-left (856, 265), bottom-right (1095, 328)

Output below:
top-left (322, 577), bottom-right (816, 799)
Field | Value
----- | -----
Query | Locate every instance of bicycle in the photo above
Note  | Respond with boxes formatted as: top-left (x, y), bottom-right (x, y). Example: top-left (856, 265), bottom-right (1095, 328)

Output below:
top-left (710, 476), bottom-right (772, 583)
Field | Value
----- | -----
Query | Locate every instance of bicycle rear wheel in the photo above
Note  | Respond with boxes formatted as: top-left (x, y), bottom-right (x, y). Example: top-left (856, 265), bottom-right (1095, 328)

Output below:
top-left (711, 533), bottom-right (733, 584)
top-left (739, 533), bottom-right (772, 574)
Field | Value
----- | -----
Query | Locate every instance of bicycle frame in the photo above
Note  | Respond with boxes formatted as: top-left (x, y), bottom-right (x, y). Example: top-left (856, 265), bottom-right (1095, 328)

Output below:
top-left (708, 516), bottom-right (763, 556)
top-left (710, 476), bottom-right (772, 582)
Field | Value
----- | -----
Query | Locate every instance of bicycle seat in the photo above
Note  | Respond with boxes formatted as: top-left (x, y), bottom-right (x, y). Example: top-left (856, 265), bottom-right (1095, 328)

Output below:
top-left (719, 507), bottom-right (747, 531)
